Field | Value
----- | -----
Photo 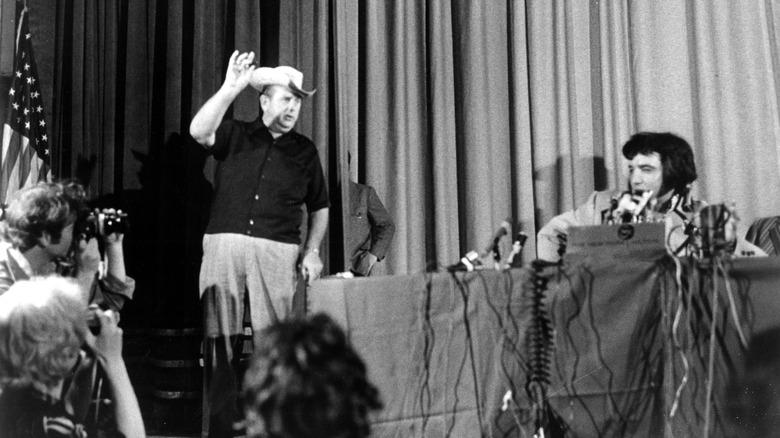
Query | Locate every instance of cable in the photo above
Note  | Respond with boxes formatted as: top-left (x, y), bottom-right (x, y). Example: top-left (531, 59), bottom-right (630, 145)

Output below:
top-left (702, 257), bottom-right (720, 438)
top-left (555, 267), bottom-right (602, 433)
top-left (525, 262), bottom-right (554, 437)
top-left (481, 271), bottom-right (527, 436)
top-left (448, 272), bottom-right (485, 437)
top-left (418, 273), bottom-right (435, 434)
top-left (716, 258), bottom-right (748, 349)
top-left (485, 272), bottom-right (534, 437)
top-left (666, 223), bottom-right (693, 257)
top-left (667, 250), bottom-right (689, 422)
top-left (582, 266), bottom-right (629, 431)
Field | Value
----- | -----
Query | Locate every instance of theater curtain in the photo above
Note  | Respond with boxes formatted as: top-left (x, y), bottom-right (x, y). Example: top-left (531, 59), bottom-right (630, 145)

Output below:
top-left (279, 0), bottom-right (780, 276)
top-left (36, 0), bottom-right (284, 327)
top-left (28, 0), bottom-right (780, 285)
top-left (277, 0), bottom-right (534, 275)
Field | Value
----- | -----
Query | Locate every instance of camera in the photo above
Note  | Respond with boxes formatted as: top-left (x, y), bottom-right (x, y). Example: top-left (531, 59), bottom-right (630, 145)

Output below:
top-left (86, 304), bottom-right (102, 335)
top-left (75, 209), bottom-right (129, 241)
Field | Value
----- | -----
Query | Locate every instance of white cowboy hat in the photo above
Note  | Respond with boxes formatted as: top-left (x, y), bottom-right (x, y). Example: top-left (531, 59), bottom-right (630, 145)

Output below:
top-left (249, 66), bottom-right (316, 98)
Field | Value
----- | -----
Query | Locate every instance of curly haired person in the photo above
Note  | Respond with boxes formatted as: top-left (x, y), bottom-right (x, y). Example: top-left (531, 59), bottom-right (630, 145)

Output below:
top-left (242, 313), bottom-right (382, 438)
top-left (0, 276), bottom-right (144, 437)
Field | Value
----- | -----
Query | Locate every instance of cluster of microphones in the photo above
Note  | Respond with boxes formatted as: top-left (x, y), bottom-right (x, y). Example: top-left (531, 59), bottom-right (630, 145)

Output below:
top-left (447, 219), bottom-right (528, 272)
top-left (605, 190), bottom-right (655, 224)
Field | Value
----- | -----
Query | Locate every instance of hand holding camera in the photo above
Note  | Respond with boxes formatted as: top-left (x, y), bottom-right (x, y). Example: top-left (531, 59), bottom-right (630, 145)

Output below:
top-left (73, 208), bottom-right (129, 265)
top-left (68, 208), bottom-right (130, 295)
top-left (85, 305), bottom-right (123, 361)
top-left (75, 208), bottom-right (129, 243)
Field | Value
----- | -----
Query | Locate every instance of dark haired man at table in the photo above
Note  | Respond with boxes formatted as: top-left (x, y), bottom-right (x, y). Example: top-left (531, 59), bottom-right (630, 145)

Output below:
top-left (536, 131), bottom-right (763, 262)
top-left (190, 50), bottom-right (329, 437)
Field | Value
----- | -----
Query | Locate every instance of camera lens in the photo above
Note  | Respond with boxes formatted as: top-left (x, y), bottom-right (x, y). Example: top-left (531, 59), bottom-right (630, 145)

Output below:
top-left (86, 306), bottom-right (101, 335)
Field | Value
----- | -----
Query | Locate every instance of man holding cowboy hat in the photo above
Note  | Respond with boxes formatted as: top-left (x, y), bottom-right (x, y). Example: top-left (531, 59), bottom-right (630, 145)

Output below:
top-left (190, 50), bottom-right (329, 437)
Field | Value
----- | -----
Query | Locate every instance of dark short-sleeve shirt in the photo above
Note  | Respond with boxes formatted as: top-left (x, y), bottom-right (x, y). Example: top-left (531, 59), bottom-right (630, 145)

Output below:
top-left (205, 118), bottom-right (330, 244)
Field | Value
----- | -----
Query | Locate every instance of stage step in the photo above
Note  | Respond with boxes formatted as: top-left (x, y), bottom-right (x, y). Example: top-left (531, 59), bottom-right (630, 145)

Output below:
top-left (124, 328), bottom-right (203, 436)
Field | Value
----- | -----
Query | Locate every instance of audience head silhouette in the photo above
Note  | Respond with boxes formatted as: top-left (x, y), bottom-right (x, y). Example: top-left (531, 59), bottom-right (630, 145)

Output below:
top-left (242, 313), bottom-right (382, 438)
top-left (0, 276), bottom-right (86, 389)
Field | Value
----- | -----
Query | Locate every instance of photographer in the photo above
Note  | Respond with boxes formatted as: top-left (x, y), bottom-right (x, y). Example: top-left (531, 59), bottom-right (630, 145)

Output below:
top-left (0, 276), bottom-right (145, 437)
top-left (0, 181), bottom-right (134, 310)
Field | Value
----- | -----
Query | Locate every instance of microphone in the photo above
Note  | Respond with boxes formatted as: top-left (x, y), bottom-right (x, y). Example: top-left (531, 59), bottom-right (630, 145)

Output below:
top-left (483, 219), bottom-right (512, 257)
top-left (504, 232), bottom-right (528, 268)
top-left (447, 250), bottom-right (480, 272)
top-left (610, 191), bottom-right (653, 223)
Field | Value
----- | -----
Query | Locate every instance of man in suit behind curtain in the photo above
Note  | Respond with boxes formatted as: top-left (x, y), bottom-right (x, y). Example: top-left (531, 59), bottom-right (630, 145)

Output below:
top-left (346, 178), bottom-right (395, 276)
top-left (344, 152), bottom-right (394, 276)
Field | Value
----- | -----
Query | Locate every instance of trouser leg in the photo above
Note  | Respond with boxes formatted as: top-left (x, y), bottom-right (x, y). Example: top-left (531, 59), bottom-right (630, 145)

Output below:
top-left (202, 334), bottom-right (244, 438)
top-left (200, 234), bottom-right (248, 438)
top-left (245, 239), bottom-right (299, 336)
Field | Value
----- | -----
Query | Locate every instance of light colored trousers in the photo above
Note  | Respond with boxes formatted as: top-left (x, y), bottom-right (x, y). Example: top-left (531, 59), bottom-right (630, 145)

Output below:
top-left (200, 233), bottom-right (299, 336)
top-left (199, 233), bottom-right (299, 438)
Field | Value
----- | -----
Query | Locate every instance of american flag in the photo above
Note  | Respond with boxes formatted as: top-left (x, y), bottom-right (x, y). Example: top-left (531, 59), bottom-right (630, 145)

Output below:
top-left (1, 7), bottom-right (50, 204)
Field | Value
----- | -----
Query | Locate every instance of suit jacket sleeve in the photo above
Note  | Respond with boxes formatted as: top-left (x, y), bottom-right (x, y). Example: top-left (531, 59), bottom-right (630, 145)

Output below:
top-left (366, 186), bottom-right (395, 260)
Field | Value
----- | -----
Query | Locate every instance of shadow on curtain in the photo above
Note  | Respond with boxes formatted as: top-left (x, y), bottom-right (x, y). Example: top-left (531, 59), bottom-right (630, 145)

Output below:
top-left (36, 0), bottom-right (780, 283)
top-left (45, 0), bottom-right (289, 328)
top-left (282, 0), bottom-right (780, 276)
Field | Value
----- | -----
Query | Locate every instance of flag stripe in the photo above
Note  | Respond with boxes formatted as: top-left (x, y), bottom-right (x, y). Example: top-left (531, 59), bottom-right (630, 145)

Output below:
top-left (19, 137), bottom-right (32, 187)
top-left (1, 125), bottom-right (22, 200)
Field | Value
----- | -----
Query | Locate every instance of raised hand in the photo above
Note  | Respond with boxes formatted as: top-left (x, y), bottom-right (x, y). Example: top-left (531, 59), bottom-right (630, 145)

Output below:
top-left (223, 50), bottom-right (256, 91)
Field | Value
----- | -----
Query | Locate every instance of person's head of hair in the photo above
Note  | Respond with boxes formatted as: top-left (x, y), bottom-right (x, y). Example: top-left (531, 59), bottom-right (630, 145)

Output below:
top-left (261, 85), bottom-right (276, 100)
top-left (0, 276), bottom-right (87, 390)
top-left (621, 132), bottom-right (697, 195)
top-left (242, 313), bottom-right (382, 438)
top-left (1, 180), bottom-right (87, 251)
